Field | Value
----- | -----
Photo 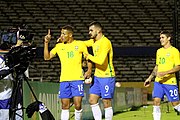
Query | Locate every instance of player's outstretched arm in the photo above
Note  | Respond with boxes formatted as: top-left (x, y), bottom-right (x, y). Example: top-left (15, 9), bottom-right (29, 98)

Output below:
top-left (144, 65), bottom-right (157, 87)
top-left (85, 43), bottom-right (110, 65)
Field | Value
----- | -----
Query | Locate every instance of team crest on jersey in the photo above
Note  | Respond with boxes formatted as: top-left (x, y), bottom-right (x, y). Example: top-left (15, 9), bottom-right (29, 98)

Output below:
top-left (94, 46), bottom-right (100, 52)
top-left (75, 46), bottom-right (78, 51)
top-left (166, 52), bottom-right (170, 57)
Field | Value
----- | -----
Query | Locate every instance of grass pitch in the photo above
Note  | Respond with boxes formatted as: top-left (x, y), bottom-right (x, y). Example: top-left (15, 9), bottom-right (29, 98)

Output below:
top-left (112, 103), bottom-right (180, 120)
top-left (69, 102), bottom-right (180, 120)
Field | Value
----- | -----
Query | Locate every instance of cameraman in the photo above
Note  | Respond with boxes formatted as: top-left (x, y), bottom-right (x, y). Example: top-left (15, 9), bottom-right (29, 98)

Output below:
top-left (0, 42), bottom-right (13, 120)
top-left (0, 42), bottom-right (25, 120)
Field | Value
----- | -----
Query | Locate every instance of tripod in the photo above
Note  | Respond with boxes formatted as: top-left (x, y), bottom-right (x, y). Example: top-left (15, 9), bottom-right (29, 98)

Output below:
top-left (9, 65), bottom-right (38, 120)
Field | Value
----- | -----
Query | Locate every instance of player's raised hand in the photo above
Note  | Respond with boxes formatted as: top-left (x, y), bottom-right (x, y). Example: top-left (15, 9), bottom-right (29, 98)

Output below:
top-left (56, 36), bottom-right (62, 43)
top-left (44, 29), bottom-right (51, 43)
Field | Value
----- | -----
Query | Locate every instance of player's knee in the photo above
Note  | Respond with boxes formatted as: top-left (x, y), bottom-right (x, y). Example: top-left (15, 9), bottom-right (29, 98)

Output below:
top-left (171, 101), bottom-right (179, 106)
top-left (89, 94), bottom-right (99, 105)
top-left (89, 98), bottom-right (94, 105)
top-left (103, 99), bottom-right (112, 108)
top-left (74, 104), bottom-right (82, 110)
top-left (89, 98), bottom-right (97, 105)
top-left (153, 98), bottom-right (161, 106)
top-left (61, 104), bottom-right (70, 109)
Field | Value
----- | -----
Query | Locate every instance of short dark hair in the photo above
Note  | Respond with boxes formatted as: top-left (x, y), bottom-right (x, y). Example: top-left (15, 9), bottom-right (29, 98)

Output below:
top-left (89, 21), bottom-right (103, 30)
top-left (160, 30), bottom-right (172, 38)
top-left (62, 25), bottom-right (73, 34)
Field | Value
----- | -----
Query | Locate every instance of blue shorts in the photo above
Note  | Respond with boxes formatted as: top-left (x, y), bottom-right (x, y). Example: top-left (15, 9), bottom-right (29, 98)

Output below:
top-left (58, 80), bottom-right (84, 99)
top-left (89, 76), bottom-right (115, 99)
top-left (153, 82), bottom-right (179, 102)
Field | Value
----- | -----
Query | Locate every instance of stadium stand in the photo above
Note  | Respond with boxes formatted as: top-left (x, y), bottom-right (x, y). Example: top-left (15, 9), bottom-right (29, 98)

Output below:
top-left (0, 0), bottom-right (179, 82)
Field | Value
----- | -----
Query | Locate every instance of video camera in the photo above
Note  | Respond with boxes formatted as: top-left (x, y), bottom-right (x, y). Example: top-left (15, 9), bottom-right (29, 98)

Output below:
top-left (0, 24), bottom-right (34, 45)
top-left (4, 45), bottom-right (36, 73)
top-left (0, 24), bottom-right (36, 73)
top-left (17, 29), bottom-right (34, 42)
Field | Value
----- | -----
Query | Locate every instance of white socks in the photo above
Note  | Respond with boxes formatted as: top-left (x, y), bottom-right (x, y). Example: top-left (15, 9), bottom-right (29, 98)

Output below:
top-left (91, 103), bottom-right (102, 120)
top-left (153, 106), bottom-right (161, 120)
top-left (174, 104), bottom-right (180, 112)
top-left (105, 107), bottom-right (113, 120)
top-left (152, 104), bottom-right (180, 120)
top-left (75, 109), bottom-right (83, 120)
top-left (61, 109), bottom-right (83, 120)
top-left (61, 109), bottom-right (69, 120)
top-left (91, 103), bottom-right (113, 120)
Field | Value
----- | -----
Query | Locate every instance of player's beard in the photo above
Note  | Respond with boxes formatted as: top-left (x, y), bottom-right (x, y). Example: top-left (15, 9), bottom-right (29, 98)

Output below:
top-left (90, 33), bottom-right (98, 40)
top-left (61, 37), bottom-right (68, 44)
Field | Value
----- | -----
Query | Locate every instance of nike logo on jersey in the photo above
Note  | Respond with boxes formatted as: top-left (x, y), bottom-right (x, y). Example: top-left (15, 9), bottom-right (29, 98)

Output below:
top-left (75, 46), bottom-right (78, 51)
top-left (173, 97), bottom-right (178, 100)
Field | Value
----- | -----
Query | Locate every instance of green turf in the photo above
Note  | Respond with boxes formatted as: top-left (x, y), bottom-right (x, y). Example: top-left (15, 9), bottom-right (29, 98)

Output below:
top-left (69, 102), bottom-right (180, 120)
top-left (112, 103), bottom-right (180, 120)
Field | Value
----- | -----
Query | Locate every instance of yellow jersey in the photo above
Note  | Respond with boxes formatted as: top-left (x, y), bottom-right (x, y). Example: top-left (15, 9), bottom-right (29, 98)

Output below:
top-left (84, 36), bottom-right (115, 77)
top-left (155, 46), bottom-right (180, 85)
top-left (50, 40), bottom-right (88, 82)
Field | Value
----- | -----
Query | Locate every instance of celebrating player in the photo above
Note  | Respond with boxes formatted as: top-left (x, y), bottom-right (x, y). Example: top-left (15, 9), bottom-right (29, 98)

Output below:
top-left (144, 30), bottom-right (180, 120)
top-left (44, 25), bottom-right (91, 120)
top-left (84, 21), bottom-right (116, 120)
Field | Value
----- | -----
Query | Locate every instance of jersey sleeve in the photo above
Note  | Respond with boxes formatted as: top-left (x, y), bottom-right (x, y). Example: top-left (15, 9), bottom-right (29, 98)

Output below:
top-left (156, 49), bottom-right (160, 65)
top-left (174, 48), bottom-right (180, 66)
top-left (50, 45), bottom-right (57, 55)
top-left (83, 39), bottom-right (94, 47)
top-left (79, 41), bottom-right (88, 55)
top-left (88, 40), bottom-right (110, 65)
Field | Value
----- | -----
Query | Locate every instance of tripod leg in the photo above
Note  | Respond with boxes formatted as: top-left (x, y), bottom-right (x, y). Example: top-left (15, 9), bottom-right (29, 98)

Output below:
top-left (24, 75), bottom-right (38, 101)
top-left (10, 73), bottom-right (39, 120)
top-left (9, 80), bottom-right (23, 119)
top-left (9, 74), bottom-right (24, 120)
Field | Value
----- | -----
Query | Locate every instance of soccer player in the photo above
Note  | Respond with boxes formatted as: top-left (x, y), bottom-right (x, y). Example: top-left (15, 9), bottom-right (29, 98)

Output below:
top-left (44, 25), bottom-right (92, 120)
top-left (84, 21), bottom-right (116, 120)
top-left (144, 30), bottom-right (180, 120)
